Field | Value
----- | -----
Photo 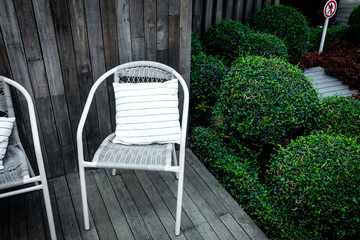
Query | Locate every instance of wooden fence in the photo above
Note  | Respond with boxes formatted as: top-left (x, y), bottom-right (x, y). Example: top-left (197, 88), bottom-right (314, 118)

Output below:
top-left (192, 0), bottom-right (280, 34)
top-left (0, 0), bottom-right (276, 178)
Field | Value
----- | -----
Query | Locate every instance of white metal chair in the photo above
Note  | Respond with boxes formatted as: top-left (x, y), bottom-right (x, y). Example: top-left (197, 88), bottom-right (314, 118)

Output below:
top-left (0, 76), bottom-right (57, 240)
top-left (77, 61), bottom-right (189, 236)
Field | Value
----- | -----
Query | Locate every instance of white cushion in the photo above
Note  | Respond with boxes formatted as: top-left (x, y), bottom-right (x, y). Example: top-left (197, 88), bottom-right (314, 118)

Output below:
top-left (113, 79), bottom-right (181, 145)
top-left (0, 117), bottom-right (15, 169)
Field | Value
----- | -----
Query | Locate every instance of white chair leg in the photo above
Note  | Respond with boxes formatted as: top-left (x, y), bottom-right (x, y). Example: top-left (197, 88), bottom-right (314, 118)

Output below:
top-left (42, 180), bottom-right (57, 240)
top-left (79, 165), bottom-right (90, 230)
top-left (172, 145), bottom-right (179, 179)
top-left (112, 169), bottom-right (117, 176)
top-left (175, 170), bottom-right (185, 235)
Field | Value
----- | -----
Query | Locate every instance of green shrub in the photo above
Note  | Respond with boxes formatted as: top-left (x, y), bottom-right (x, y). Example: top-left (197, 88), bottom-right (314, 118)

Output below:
top-left (315, 96), bottom-right (360, 138)
top-left (348, 4), bottom-right (360, 42)
top-left (202, 19), bottom-right (253, 63)
top-left (190, 53), bottom-right (226, 127)
top-left (269, 132), bottom-right (360, 239)
top-left (239, 32), bottom-right (289, 60)
top-left (307, 26), bottom-right (348, 53)
top-left (191, 31), bottom-right (203, 56)
top-left (248, 5), bottom-right (309, 60)
top-left (214, 56), bottom-right (319, 147)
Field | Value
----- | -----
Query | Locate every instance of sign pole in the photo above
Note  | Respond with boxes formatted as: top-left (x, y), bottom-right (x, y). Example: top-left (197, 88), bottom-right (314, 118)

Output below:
top-left (319, 18), bottom-right (329, 53)
top-left (319, 0), bottom-right (337, 54)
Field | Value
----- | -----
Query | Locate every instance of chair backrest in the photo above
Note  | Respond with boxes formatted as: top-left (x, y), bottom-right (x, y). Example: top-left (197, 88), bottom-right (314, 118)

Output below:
top-left (0, 81), bottom-right (22, 147)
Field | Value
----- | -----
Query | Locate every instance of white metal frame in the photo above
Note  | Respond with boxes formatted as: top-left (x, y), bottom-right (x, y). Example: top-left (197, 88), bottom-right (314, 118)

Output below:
top-left (77, 61), bottom-right (189, 236)
top-left (0, 76), bottom-right (57, 240)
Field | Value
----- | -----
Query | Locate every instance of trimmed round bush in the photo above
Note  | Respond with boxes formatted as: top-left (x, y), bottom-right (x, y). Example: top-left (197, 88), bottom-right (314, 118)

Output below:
top-left (248, 5), bottom-right (309, 60)
top-left (202, 19), bottom-right (253, 63)
top-left (348, 4), bottom-right (360, 42)
top-left (214, 56), bottom-right (319, 146)
top-left (239, 32), bottom-right (289, 59)
top-left (315, 96), bottom-right (360, 138)
top-left (191, 31), bottom-right (203, 56)
top-left (190, 53), bottom-right (226, 127)
top-left (269, 132), bottom-right (360, 239)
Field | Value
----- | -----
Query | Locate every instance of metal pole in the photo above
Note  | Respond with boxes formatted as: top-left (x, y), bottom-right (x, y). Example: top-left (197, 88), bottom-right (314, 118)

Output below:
top-left (319, 18), bottom-right (329, 53)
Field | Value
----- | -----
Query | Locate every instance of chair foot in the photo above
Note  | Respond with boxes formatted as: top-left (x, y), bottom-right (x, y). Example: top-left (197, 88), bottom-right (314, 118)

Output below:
top-left (112, 169), bottom-right (117, 176)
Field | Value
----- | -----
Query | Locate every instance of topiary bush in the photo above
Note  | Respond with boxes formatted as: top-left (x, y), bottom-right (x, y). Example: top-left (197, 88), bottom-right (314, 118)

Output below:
top-left (190, 53), bottom-right (226, 127)
top-left (202, 19), bottom-right (253, 63)
top-left (315, 96), bottom-right (360, 138)
top-left (214, 55), bottom-right (319, 147)
top-left (269, 132), bottom-right (360, 239)
top-left (248, 5), bottom-right (309, 60)
top-left (239, 32), bottom-right (289, 60)
top-left (348, 4), bottom-right (360, 42)
top-left (191, 31), bottom-right (203, 56)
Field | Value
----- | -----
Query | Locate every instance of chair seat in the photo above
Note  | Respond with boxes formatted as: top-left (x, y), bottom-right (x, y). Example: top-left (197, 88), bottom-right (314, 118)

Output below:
top-left (92, 133), bottom-right (173, 170)
top-left (0, 145), bottom-right (30, 191)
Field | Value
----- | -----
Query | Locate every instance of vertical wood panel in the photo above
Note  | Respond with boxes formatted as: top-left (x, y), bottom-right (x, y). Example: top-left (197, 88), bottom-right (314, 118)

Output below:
top-left (50, 0), bottom-right (90, 165)
top-left (192, 0), bottom-right (203, 33)
top-left (144, 0), bottom-right (157, 61)
top-left (234, 0), bottom-right (245, 21)
top-left (169, 0), bottom-right (180, 70)
top-left (130, 0), bottom-right (145, 60)
top-left (215, 0), bottom-right (224, 23)
top-left (204, 0), bottom-right (214, 32)
top-left (224, 0), bottom-right (234, 19)
top-left (33, 0), bottom-right (77, 177)
top-left (87, 0), bottom-right (114, 138)
top-left (156, 0), bottom-right (169, 64)
top-left (115, 0), bottom-right (132, 64)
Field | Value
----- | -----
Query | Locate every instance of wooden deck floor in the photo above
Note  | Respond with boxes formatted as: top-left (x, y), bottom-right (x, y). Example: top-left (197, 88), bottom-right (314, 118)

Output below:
top-left (0, 150), bottom-right (267, 240)
top-left (304, 66), bottom-right (358, 98)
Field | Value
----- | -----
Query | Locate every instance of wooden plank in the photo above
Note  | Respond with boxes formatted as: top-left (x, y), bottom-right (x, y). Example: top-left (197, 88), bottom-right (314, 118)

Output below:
top-left (25, 191), bottom-right (47, 240)
top-left (66, 172), bottom-right (100, 240)
top-left (215, 0), bottom-right (224, 24)
top-left (121, 170), bottom-right (170, 239)
top-left (9, 195), bottom-right (27, 239)
top-left (130, 0), bottom-right (145, 60)
top-left (234, 0), bottom-right (245, 21)
top-left (220, 213), bottom-right (251, 240)
top-left (146, 171), bottom-right (194, 230)
top-left (204, 0), bottom-right (214, 32)
top-left (185, 150), bottom-right (269, 240)
top-left (106, 170), bottom-right (152, 240)
top-left (192, 0), bottom-right (203, 33)
top-left (169, 0), bottom-right (180, 70)
top-left (50, 0), bottom-right (90, 164)
top-left (135, 171), bottom-right (187, 240)
top-left (179, 0), bottom-right (192, 85)
top-left (0, 0), bottom-right (40, 171)
top-left (46, 179), bottom-right (65, 240)
top-left (144, 0), bottom-right (157, 61)
top-left (53, 176), bottom-right (82, 240)
top-left (224, 0), bottom-right (234, 19)
top-left (244, 0), bottom-right (255, 20)
top-left (32, 0), bottom-right (76, 177)
top-left (157, 0), bottom-right (169, 63)
top-left (93, 170), bottom-right (134, 240)
top-left (85, 171), bottom-right (118, 239)
top-left (0, 198), bottom-right (10, 240)
top-left (115, 0), bottom-right (132, 64)
top-left (158, 171), bottom-right (220, 240)
top-left (85, 0), bottom-right (114, 138)
top-left (254, 0), bottom-right (263, 11)
top-left (0, 29), bottom-right (11, 76)
top-left (15, 0), bottom-right (63, 177)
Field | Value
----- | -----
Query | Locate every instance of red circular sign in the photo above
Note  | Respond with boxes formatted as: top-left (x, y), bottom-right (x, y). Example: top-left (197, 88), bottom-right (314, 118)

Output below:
top-left (324, 0), bottom-right (337, 18)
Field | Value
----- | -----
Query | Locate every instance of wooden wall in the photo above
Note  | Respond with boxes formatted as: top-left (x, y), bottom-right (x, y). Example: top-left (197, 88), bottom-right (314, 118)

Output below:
top-left (192, 0), bottom-right (280, 34)
top-left (0, 0), bottom-right (277, 179)
top-left (0, 0), bottom-right (192, 178)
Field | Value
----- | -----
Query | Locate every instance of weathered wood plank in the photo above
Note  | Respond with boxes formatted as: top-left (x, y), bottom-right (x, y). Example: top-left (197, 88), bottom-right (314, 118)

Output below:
top-left (215, 0), bottom-right (224, 23)
top-left (0, 28), bottom-right (11, 76)
top-left (15, 0), bottom-right (62, 177)
top-left (234, 0), bottom-right (245, 21)
top-left (9, 195), bottom-right (27, 239)
top-left (192, 0), bottom-right (203, 33)
top-left (0, 198), bottom-right (10, 239)
top-left (25, 191), bottom-right (47, 240)
top-left (93, 170), bottom-right (134, 240)
top-left (204, 0), bottom-right (214, 32)
top-left (244, 0), bottom-right (255, 20)
top-left (157, 0), bottom-right (169, 63)
top-left (86, 0), bottom-right (114, 138)
top-left (130, 0), bottom-right (145, 60)
top-left (85, 171), bottom-right (118, 239)
top-left (47, 179), bottom-right (65, 240)
top-left (144, 0), bottom-right (157, 61)
top-left (121, 170), bottom-right (170, 239)
top-left (179, 0), bottom-right (192, 84)
top-left (32, 0), bottom-right (76, 177)
top-left (115, 0), bottom-right (132, 64)
top-left (53, 176), bottom-right (82, 240)
top-left (106, 170), bottom-right (152, 239)
top-left (169, 0), bottom-right (180, 69)
top-left (50, 0), bottom-right (90, 164)
top-left (224, 0), bottom-right (234, 19)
